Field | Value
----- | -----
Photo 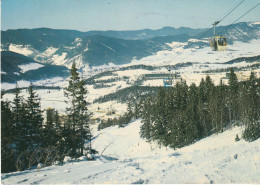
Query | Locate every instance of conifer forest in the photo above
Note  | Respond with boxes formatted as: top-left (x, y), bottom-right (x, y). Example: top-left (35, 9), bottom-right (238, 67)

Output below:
top-left (99, 68), bottom-right (260, 148)
top-left (139, 69), bottom-right (260, 149)
top-left (1, 63), bottom-right (92, 173)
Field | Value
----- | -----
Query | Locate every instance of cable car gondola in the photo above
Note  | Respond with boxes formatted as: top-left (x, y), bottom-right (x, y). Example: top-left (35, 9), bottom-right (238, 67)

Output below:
top-left (209, 21), bottom-right (228, 51)
top-left (163, 68), bottom-right (174, 87)
top-left (163, 77), bottom-right (173, 87)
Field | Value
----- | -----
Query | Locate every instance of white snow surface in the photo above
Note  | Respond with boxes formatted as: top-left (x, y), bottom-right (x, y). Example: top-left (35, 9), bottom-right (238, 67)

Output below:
top-left (42, 47), bottom-right (58, 57)
top-left (18, 63), bottom-right (44, 73)
top-left (130, 39), bottom-right (260, 66)
top-left (8, 44), bottom-right (34, 56)
top-left (1, 77), bottom-right (66, 91)
top-left (52, 52), bottom-right (68, 66)
top-left (2, 119), bottom-right (260, 184)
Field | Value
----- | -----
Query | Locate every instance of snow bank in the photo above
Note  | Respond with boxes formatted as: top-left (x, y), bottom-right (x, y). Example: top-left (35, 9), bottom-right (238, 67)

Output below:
top-left (63, 156), bottom-right (72, 163)
top-left (78, 156), bottom-right (87, 161)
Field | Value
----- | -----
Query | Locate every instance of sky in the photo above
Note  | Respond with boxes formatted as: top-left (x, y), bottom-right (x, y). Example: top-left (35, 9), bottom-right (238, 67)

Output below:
top-left (1, 0), bottom-right (260, 31)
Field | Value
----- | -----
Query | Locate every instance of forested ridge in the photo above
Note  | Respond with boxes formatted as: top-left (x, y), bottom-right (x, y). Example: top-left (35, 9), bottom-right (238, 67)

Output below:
top-left (139, 69), bottom-right (260, 148)
top-left (99, 68), bottom-right (260, 148)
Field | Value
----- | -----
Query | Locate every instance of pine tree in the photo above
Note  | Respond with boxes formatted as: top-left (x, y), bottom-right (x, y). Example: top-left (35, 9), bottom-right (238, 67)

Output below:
top-left (153, 87), bottom-right (168, 146)
top-left (238, 81), bottom-right (249, 123)
top-left (127, 102), bottom-right (133, 118)
top-left (243, 72), bottom-right (260, 141)
top-left (228, 68), bottom-right (239, 127)
top-left (53, 110), bottom-right (64, 154)
top-left (64, 62), bottom-right (81, 156)
top-left (12, 84), bottom-right (28, 151)
top-left (205, 75), bottom-right (217, 134)
top-left (133, 101), bottom-right (140, 119)
top-left (13, 84), bottom-right (23, 127)
top-left (185, 83), bottom-right (199, 143)
top-left (77, 79), bottom-right (91, 155)
top-left (140, 96), bottom-right (153, 141)
top-left (216, 79), bottom-right (228, 132)
top-left (42, 108), bottom-right (57, 148)
top-left (25, 83), bottom-right (43, 147)
top-left (64, 62), bottom-right (91, 156)
top-left (1, 92), bottom-right (16, 172)
top-left (198, 78), bottom-right (208, 136)
top-left (247, 72), bottom-right (259, 121)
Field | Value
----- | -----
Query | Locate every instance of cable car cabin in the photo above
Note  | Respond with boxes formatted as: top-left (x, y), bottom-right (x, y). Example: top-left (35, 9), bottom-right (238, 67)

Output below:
top-left (209, 36), bottom-right (227, 51)
top-left (163, 78), bottom-right (172, 87)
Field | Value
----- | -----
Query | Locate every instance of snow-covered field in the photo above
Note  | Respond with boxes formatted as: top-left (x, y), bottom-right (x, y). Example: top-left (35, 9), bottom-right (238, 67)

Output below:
top-left (130, 39), bottom-right (260, 66)
top-left (1, 77), bottom-right (67, 91)
top-left (2, 119), bottom-right (259, 184)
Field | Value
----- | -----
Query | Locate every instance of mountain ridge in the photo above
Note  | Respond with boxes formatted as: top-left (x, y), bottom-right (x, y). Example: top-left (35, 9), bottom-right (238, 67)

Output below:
top-left (1, 22), bottom-right (260, 69)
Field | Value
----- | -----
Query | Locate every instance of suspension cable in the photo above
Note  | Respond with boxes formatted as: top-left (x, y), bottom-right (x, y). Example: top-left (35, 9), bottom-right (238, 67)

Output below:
top-left (219, 0), bottom-right (246, 23)
top-left (219, 2), bottom-right (260, 36)
top-left (165, 0), bottom-right (246, 65)
top-left (173, 1), bottom-right (260, 66)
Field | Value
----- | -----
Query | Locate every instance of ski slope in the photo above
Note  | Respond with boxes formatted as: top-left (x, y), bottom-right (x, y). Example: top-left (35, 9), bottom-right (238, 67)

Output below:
top-left (2, 119), bottom-right (260, 184)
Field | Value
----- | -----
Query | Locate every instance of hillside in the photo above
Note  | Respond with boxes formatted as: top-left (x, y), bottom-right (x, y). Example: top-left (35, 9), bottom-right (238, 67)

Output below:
top-left (2, 119), bottom-right (260, 184)
top-left (1, 51), bottom-right (69, 83)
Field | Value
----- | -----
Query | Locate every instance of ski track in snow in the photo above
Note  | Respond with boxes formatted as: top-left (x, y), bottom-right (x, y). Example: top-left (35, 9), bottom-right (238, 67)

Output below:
top-left (2, 120), bottom-right (260, 184)
top-left (100, 42), bottom-right (116, 52)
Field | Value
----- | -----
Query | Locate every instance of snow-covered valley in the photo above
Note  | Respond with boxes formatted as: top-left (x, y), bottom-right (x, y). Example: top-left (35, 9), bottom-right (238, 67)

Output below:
top-left (2, 37), bottom-right (260, 119)
top-left (2, 119), bottom-right (260, 184)
top-left (2, 36), bottom-right (260, 122)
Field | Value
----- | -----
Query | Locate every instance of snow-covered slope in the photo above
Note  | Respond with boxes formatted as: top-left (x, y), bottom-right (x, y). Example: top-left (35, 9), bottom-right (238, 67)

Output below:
top-left (2, 119), bottom-right (259, 184)
top-left (1, 51), bottom-right (69, 84)
top-left (18, 63), bottom-right (44, 73)
top-left (131, 39), bottom-right (260, 66)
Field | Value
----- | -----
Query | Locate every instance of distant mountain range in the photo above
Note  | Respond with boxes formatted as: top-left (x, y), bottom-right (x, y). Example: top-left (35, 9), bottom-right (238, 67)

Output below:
top-left (1, 29), bottom-right (191, 67)
top-left (1, 22), bottom-right (260, 84)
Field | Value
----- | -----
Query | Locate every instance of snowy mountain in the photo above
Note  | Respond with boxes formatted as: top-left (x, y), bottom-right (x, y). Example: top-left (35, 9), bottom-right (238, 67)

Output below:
top-left (1, 51), bottom-right (69, 83)
top-left (1, 22), bottom-right (260, 68)
top-left (2, 119), bottom-right (260, 184)
top-left (1, 34), bottom-right (189, 68)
